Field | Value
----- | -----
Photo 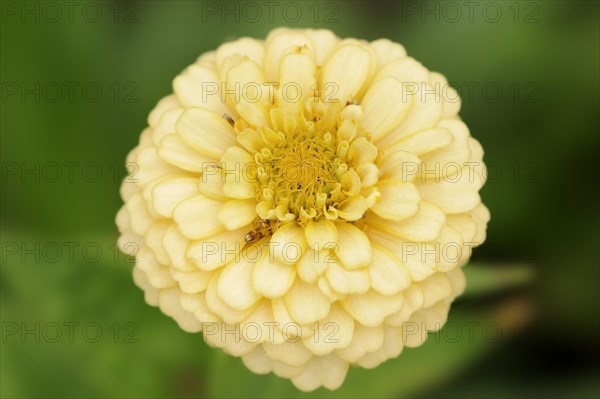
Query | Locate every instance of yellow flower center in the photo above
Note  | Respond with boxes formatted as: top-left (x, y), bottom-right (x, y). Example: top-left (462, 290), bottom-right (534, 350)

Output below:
top-left (234, 104), bottom-right (383, 226)
top-left (254, 119), bottom-right (349, 221)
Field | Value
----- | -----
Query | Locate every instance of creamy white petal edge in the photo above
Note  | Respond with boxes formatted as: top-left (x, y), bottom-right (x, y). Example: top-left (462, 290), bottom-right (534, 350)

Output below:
top-left (117, 28), bottom-right (489, 392)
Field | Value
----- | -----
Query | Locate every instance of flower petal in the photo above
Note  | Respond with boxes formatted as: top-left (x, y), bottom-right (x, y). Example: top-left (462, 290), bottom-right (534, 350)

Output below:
top-left (355, 326), bottom-right (404, 368)
top-left (342, 289), bottom-right (403, 327)
top-left (284, 279), bottom-right (330, 325)
top-left (368, 245), bottom-right (411, 295)
top-left (148, 94), bottom-right (181, 128)
top-left (291, 354), bottom-right (349, 392)
top-left (362, 76), bottom-right (411, 141)
top-left (430, 71), bottom-right (461, 117)
top-left (370, 38), bottom-right (406, 66)
top-left (276, 50), bottom-right (317, 116)
top-left (252, 254), bottom-right (296, 298)
top-left (180, 292), bottom-right (220, 322)
top-left (135, 146), bottom-right (180, 187)
top-left (221, 147), bottom-right (256, 199)
top-left (304, 218), bottom-right (337, 248)
top-left (265, 28), bottom-right (314, 81)
top-left (225, 58), bottom-right (269, 127)
top-left (374, 57), bottom-right (429, 84)
top-left (170, 268), bottom-right (211, 294)
top-left (419, 273), bottom-right (453, 308)
top-left (217, 259), bottom-right (261, 310)
top-left (418, 166), bottom-right (483, 213)
top-left (158, 134), bottom-right (213, 173)
top-left (162, 225), bottom-right (196, 272)
top-left (173, 64), bottom-right (231, 115)
top-left (158, 287), bottom-right (202, 333)
top-left (371, 179), bottom-right (420, 221)
top-left (320, 41), bottom-right (375, 104)
top-left (145, 220), bottom-right (172, 265)
top-left (337, 195), bottom-right (369, 221)
top-left (334, 222), bottom-right (373, 270)
top-left (325, 260), bottom-right (370, 295)
top-left (177, 107), bottom-right (236, 159)
top-left (469, 203), bottom-right (491, 245)
top-left (151, 176), bottom-right (199, 218)
top-left (216, 37), bottom-right (265, 70)
top-left (269, 222), bottom-right (307, 264)
top-left (378, 150), bottom-right (421, 183)
top-left (136, 247), bottom-right (175, 288)
top-left (205, 271), bottom-right (256, 323)
top-left (173, 194), bottom-right (224, 239)
top-left (367, 201), bottom-right (446, 242)
top-left (384, 82), bottom-right (443, 143)
top-left (218, 199), bottom-right (257, 230)
top-left (418, 119), bottom-right (472, 181)
top-left (241, 346), bottom-right (272, 375)
top-left (302, 304), bottom-right (354, 355)
top-left (262, 340), bottom-right (313, 367)
top-left (384, 127), bottom-right (453, 157)
top-left (303, 29), bottom-right (339, 65)
top-left (368, 227), bottom-right (437, 281)
top-left (125, 192), bottom-right (153, 235)
top-left (348, 137), bottom-right (378, 165)
top-left (335, 323), bottom-right (384, 363)
top-left (152, 108), bottom-right (185, 147)
top-left (187, 228), bottom-right (246, 271)
top-left (296, 249), bottom-right (329, 283)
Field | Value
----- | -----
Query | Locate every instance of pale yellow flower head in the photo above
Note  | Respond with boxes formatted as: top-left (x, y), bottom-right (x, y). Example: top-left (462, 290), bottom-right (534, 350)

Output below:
top-left (116, 28), bottom-right (489, 391)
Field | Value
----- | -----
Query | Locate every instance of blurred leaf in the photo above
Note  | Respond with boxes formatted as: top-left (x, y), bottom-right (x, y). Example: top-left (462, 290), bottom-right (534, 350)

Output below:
top-left (463, 263), bottom-right (534, 297)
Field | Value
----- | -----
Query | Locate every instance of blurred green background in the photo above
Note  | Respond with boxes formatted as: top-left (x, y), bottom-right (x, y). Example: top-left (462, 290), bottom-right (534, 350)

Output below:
top-left (1, 0), bottom-right (598, 397)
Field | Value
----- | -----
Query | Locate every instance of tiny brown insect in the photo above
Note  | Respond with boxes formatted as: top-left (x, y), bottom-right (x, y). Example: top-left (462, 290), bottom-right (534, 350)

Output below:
top-left (244, 218), bottom-right (275, 244)
top-left (222, 113), bottom-right (235, 126)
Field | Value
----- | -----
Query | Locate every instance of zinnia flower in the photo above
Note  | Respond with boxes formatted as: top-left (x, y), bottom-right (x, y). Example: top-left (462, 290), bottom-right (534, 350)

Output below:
top-left (116, 28), bottom-right (489, 391)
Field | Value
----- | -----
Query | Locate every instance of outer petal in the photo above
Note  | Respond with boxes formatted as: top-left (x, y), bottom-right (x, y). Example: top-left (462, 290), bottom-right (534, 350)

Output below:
top-left (151, 176), bottom-right (199, 218)
top-left (187, 228), bottom-right (246, 271)
top-left (173, 64), bottom-right (231, 115)
top-left (368, 245), bottom-right (411, 295)
top-left (320, 41), bottom-right (375, 104)
top-left (284, 279), bottom-right (331, 325)
top-left (362, 76), bottom-right (411, 141)
top-left (177, 107), bottom-right (236, 159)
top-left (217, 259), bottom-right (262, 310)
top-left (418, 166), bottom-right (483, 214)
top-left (342, 289), bottom-right (404, 327)
top-left (173, 194), bottom-right (224, 239)
top-left (336, 323), bottom-right (384, 363)
top-left (302, 304), bottom-right (354, 355)
top-left (252, 253), bottom-right (296, 298)
top-left (334, 222), bottom-right (373, 270)
top-left (218, 199), bottom-right (257, 230)
top-left (158, 287), bottom-right (203, 333)
top-left (371, 179), bottom-right (420, 221)
top-left (291, 354), bottom-right (349, 392)
top-left (367, 201), bottom-right (446, 242)
top-left (216, 37), bottom-right (265, 70)
top-left (303, 29), bottom-right (339, 65)
top-left (370, 38), bottom-right (406, 66)
top-left (276, 50), bottom-right (317, 116)
top-left (269, 222), bottom-right (307, 264)
top-left (265, 28), bottom-right (314, 81)
top-left (158, 134), bottom-right (213, 173)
